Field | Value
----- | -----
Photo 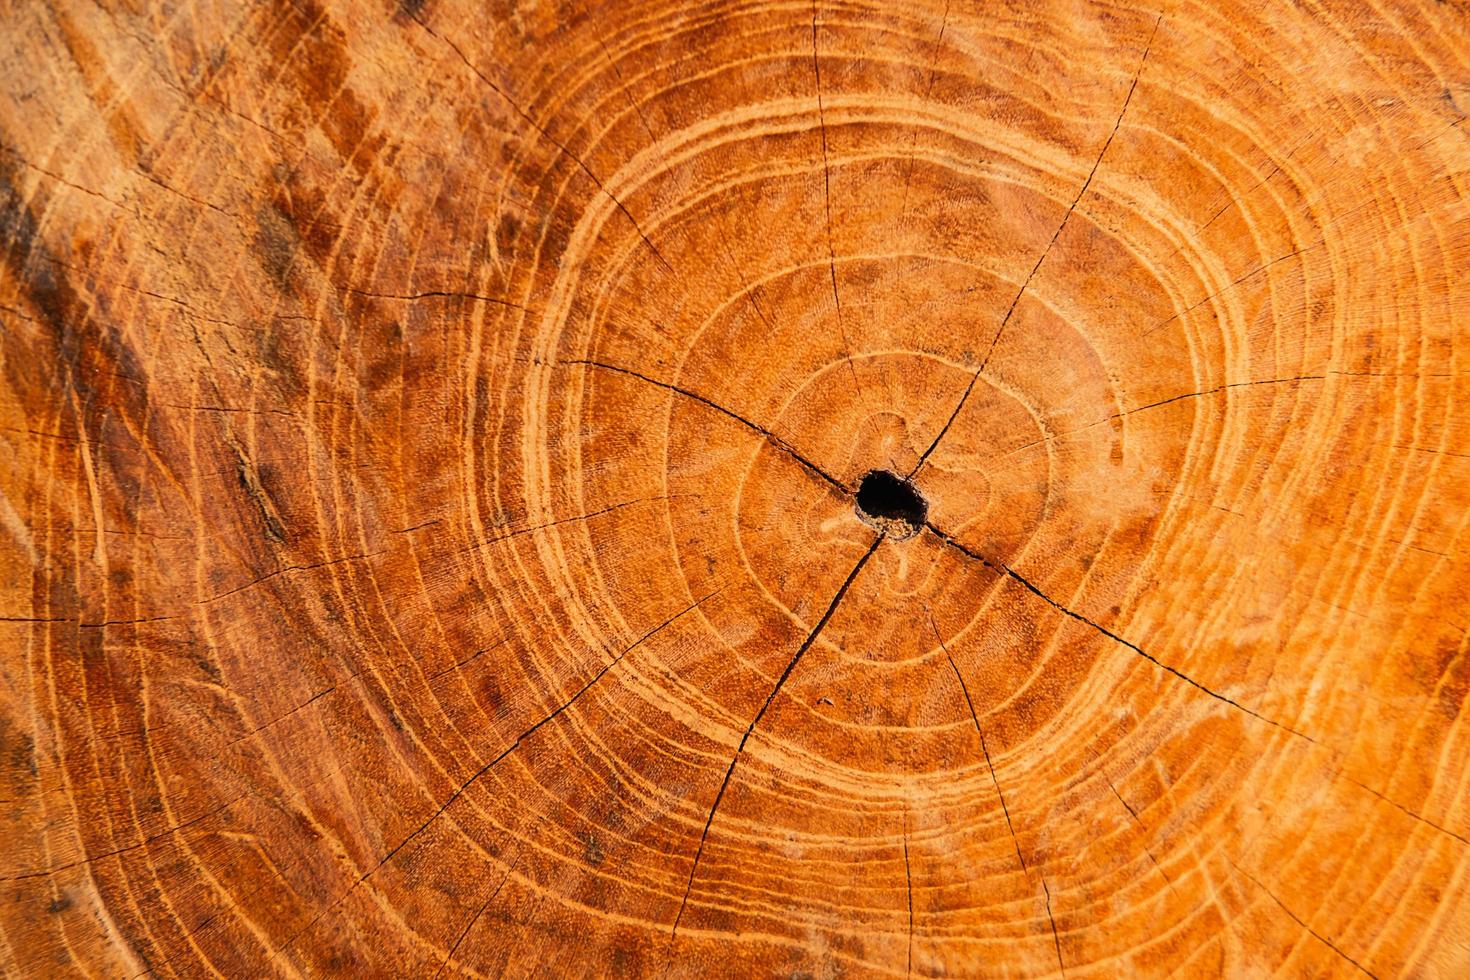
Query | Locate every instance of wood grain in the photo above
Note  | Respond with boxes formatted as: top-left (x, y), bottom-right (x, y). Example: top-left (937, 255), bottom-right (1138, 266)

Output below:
top-left (3, 0), bottom-right (1469, 976)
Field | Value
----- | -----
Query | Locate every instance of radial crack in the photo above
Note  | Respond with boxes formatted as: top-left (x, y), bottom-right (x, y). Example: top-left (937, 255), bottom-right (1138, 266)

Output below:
top-left (1043, 879), bottom-right (1066, 976)
top-left (1340, 772), bottom-right (1470, 848)
top-left (673, 535), bottom-right (883, 935)
top-left (811, 0), bottom-right (840, 322)
top-left (1103, 773), bottom-right (1177, 893)
top-left (388, 589), bottom-right (718, 867)
top-left (909, 15), bottom-right (1162, 479)
top-left (566, 359), bottom-right (849, 493)
top-left (924, 521), bottom-right (1315, 744)
top-left (1227, 859), bottom-right (1378, 978)
top-left (426, 637), bottom-right (512, 683)
top-left (0, 793), bottom-right (248, 881)
top-left (931, 614), bottom-right (1029, 876)
top-left (993, 374), bottom-right (1327, 464)
top-left (460, 494), bottom-right (685, 555)
top-left (281, 590), bottom-right (718, 951)
top-left (343, 286), bottom-right (534, 312)
top-left (431, 851), bottom-right (525, 979)
top-left (222, 683), bottom-right (340, 749)
top-left (1105, 375), bottom-right (1326, 423)
top-left (1142, 240), bottom-right (1324, 339)
top-left (201, 550), bottom-right (386, 605)
top-left (903, 817), bottom-right (915, 977)
top-left (935, 617), bottom-right (1061, 976)
top-left (411, 15), bottom-right (672, 272)
top-left (810, 0), bottom-right (875, 418)
top-left (896, 0), bottom-right (952, 227)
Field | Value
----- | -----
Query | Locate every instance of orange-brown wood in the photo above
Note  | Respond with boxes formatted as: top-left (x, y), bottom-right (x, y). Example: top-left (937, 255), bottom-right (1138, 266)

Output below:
top-left (3, 0), bottom-right (1470, 976)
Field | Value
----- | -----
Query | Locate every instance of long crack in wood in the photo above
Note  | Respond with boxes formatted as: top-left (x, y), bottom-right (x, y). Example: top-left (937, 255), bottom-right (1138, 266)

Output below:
top-left (1044, 879), bottom-right (1066, 976)
top-left (924, 521), bottom-right (1316, 743)
top-left (566, 359), bottom-right (849, 493)
top-left (673, 535), bottom-right (883, 934)
top-left (903, 816), bottom-right (915, 977)
top-left (909, 15), bottom-right (1162, 478)
top-left (810, 0), bottom-right (875, 418)
top-left (278, 590), bottom-right (719, 952)
top-left (1227, 858), bottom-right (1379, 978)
top-left (932, 615), bottom-right (1029, 876)
top-left (431, 851), bottom-right (525, 979)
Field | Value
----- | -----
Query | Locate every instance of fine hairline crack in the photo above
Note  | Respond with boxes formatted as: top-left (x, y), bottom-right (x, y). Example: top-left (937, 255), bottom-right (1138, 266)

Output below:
top-left (902, 816), bottom-right (914, 977)
top-left (409, 13), bottom-right (673, 274)
top-left (934, 611), bottom-right (1055, 974)
top-left (930, 610), bottom-right (1029, 875)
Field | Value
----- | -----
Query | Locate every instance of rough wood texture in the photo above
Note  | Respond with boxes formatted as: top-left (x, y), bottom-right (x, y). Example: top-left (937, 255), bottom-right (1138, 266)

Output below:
top-left (3, 0), bottom-right (1470, 976)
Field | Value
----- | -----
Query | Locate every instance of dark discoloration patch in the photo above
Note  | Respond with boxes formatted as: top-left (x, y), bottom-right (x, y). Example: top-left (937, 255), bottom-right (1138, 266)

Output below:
top-left (480, 673), bottom-right (509, 718)
top-left (269, 0), bottom-right (389, 183)
top-left (272, 184), bottom-right (338, 271)
top-left (0, 152), bottom-right (154, 447)
top-left (360, 317), bottom-right (404, 393)
top-left (50, 8), bottom-right (146, 161)
top-left (0, 162), bottom-right (69, 336)
top-left (47, 894), bottom-right (73, 914)
top-left (1444, 87), bottom-right (1468, 120)
top-left (257, 319), bottom-right (310, 402)
top-left (1, 713), bottom-right (38, 778)
top-left (195, 652), bottom-right (224, 684)
top-left (319, 590), bottom-right (344, 624)
top-left (253, 202), bottom-right (300, 290)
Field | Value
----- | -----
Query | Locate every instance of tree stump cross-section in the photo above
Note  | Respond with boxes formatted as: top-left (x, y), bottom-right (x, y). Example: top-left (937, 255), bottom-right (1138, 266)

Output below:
top-left (2, 0), bottom-right (1470, 976)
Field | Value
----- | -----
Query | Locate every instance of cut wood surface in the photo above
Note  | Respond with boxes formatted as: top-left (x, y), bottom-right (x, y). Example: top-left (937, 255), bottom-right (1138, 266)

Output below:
top-left (3, 0), bottom-right (1470, 976)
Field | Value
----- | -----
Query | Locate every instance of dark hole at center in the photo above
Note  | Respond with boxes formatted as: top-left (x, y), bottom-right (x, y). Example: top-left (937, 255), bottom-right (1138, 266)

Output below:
top-left (855, 470), bottom-right (927, 534)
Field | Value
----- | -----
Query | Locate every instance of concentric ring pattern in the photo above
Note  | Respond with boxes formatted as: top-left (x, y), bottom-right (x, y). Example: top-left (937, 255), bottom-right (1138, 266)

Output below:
top-left (2, 0), bottom-right (1469, 975)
